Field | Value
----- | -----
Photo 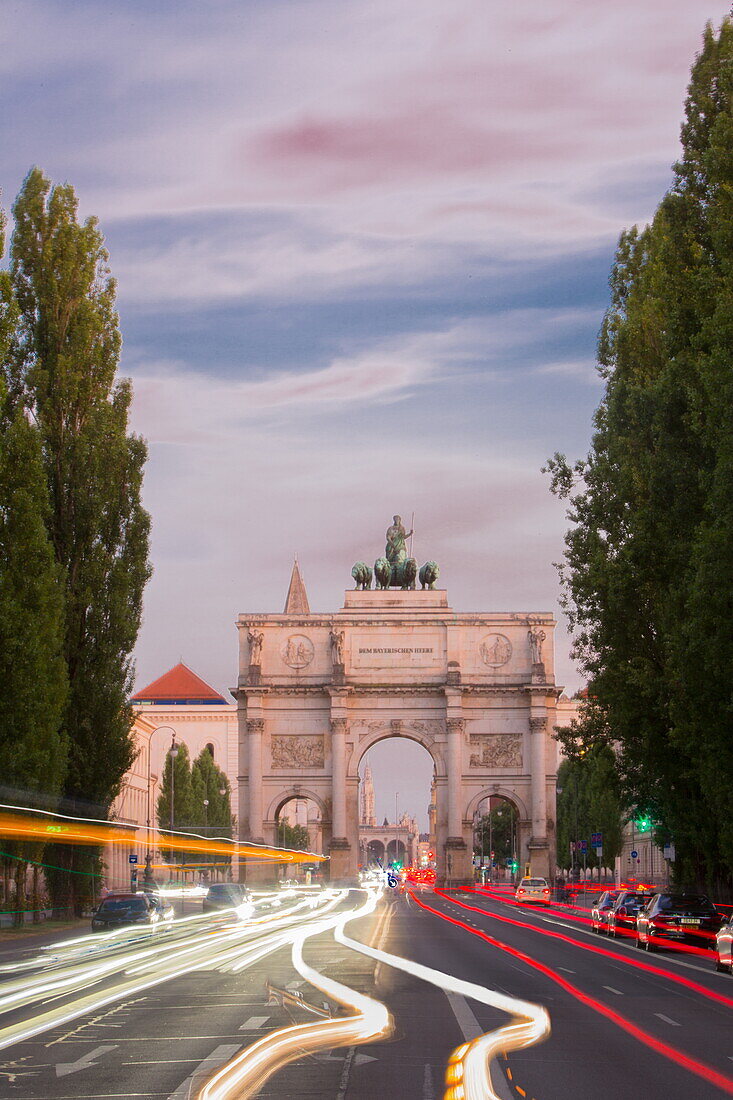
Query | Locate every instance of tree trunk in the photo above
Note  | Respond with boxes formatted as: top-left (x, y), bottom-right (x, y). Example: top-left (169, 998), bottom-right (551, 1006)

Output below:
top-left (32, 866), bottom-right (40, 923)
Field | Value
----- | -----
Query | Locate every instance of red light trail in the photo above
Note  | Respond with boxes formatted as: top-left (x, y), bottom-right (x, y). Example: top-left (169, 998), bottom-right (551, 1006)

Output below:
top-left (411, 890), bottom-right (733, 1096)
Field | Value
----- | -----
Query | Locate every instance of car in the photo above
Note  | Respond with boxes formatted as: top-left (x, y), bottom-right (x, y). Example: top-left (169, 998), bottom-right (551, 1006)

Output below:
top-left (91, 892), bottom-right (161, 932)
top-left (607, 890), bottom-right (649, 940)
top-left (636, 892), bottom-right (721, 953)
top-left (715, 911), bottom-right (733, 973)
top-left (203, 882), bottom-right (254, 919)
top-left (515, 877), bottom-right (551, 905)
top-left (591, 890), bottom-right (620, 934)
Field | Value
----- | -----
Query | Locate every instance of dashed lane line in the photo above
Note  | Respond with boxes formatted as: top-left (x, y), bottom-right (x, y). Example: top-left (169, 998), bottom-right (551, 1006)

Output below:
top-left (238, 1016), bottom-right (270, 1030)
top-left (655, 1014), bottom-right (681, 1027)
top-left (603, 986), bottom-right (624, 995)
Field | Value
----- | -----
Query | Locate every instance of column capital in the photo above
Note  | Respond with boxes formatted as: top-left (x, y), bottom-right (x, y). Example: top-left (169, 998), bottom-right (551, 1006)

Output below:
top-left (529, 717), bottom-right (547, 733)
top-left (246, 718), bottom-right (265, 735)
top-left (446, 717), bottom-right (465, 735)
top-left (330, 717), bottom-right (349, 735)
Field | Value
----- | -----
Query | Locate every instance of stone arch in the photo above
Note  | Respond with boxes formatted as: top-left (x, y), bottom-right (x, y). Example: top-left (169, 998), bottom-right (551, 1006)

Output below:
top-left (353, 727), bottom-right (446, 779)
top-left (366, 839), bottom-right (385, 862)
top-left (465, 786), bottom-right (529, 823)
top-left (266, 787), bottom-right (329, 824)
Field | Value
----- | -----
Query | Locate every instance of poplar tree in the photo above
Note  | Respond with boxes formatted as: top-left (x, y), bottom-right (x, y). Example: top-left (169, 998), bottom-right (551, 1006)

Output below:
top-left (0, 206), bottom-right (68, 921)
top-left (191, 748), bottom-right (233, 871)
top-left (547, 19), bottom-right (733, 892)
top-left (9, 169), bottom-right (152, 912)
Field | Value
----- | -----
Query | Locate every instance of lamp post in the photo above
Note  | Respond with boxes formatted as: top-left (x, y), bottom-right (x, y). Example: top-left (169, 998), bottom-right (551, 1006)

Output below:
top-left (144, 725), bottom-right (177, 883)
top-left (169, 735), bottom-right (179, 879)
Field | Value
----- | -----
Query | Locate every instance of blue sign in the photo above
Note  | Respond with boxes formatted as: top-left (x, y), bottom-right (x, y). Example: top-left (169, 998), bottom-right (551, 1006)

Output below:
top-left (128, 854), bottom-right (138, 864)
top-left (591, 832), bottom-right (602, 845)
top-left (630, 850), bottom-right (638, 859)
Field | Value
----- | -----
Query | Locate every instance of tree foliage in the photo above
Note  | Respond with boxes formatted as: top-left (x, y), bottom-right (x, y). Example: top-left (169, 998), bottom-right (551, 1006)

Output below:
top-left (555, 748), bottom-right (624, 874)
top-left (547, 19), bottom-right (733, 893)
top-left (277, 819), bottom-right (311, 852)
top-left (0, 203), bottom-right (68, 921)
top-left (156, 744), bottom-right (233, 870)
top-left (3, 169), bottom-right (152, 912)
top-left (473, 802), bottom-right (517, 866)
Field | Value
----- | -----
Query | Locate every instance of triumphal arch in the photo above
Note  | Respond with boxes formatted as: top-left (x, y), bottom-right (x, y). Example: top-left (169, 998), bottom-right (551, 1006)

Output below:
top-left (235, 521), bottom-right (562, 885)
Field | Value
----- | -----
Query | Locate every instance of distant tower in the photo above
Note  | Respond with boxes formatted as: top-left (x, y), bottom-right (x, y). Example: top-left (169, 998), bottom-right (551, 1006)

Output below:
top-left (428, 777), bottom-right (437, 844)
top-left (361, 763), bottom-right (376, 826)
top-left (284, 558), bottom-right (310, 615)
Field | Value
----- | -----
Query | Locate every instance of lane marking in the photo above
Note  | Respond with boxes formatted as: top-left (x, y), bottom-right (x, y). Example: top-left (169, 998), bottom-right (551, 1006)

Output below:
top-left (423, 1061), bottom-right (436, 1100)
top-left (444, 991), bottom-right (514, 1100)
top-left (56, 1045), bottom-right (118, 1077)
top-left (557, 967), bottom-right (575, 974)
top-left (238, 1016), bottom-right (270, 1030)
top-left (655, 1014), bottom-right (681, 1027)
top-left (167, 1044), bottom-right (240, 1100)
top-left (603, 986), bottom-right (624, 996)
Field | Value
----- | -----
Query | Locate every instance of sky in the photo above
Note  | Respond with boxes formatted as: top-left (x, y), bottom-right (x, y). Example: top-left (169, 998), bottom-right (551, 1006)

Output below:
top-left (3, 0), bottom-right (729, 828)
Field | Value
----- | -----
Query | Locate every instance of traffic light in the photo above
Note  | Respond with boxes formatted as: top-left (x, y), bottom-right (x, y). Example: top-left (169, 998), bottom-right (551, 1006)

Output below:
top-left (636, 814), bottom-right (651, 832)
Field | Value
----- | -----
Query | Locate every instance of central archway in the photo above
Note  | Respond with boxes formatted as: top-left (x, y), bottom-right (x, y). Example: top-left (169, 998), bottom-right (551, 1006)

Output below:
top-left (356, 735), bottom-right (436, 875)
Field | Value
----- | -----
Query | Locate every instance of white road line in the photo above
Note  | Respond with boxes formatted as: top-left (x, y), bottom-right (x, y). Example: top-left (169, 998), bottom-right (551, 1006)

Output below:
top-left (238, 1016), bottom-right (269, 1030)
top-left (167, 1044), bottom-right (240, 1100)
top-left (603, 986), bottom-right (624, 995)
top-left (655, 1013), bottom-right (681, 1027)
top-left (443, 991), bottom-right (515, 1100)
top-left (444, 991), bottom-right (484, 1040)
top-left (423, 1061), bottom-right (436, 1100)
top-left (557, 967), bottom-right (575, 974)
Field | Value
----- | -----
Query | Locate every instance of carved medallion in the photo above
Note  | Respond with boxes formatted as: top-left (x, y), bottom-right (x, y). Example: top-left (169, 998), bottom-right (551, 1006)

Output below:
top-left (479, 633), bottom-right (512, 667)
top-left (271, 735), bottom-right (325, 769)
top-left (280, 634), bottom-right (314, 669)
top-left (469, 734), bottom-right (522, 768)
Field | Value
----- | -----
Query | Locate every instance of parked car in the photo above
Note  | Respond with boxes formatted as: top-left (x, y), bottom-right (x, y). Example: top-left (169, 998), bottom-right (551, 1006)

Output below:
top-left (591, 890), bottom-right (620, 934)
top-left (607, 891), bottom-right (649, 940)
top-left (514, 877), bottom-right (551, 905)
top-left (715, 911), bottom-right (733, 973)
top-left (636, 893), bottom-right (721, 953)
top-left (91, 892), bottom-right (162, 932)
top-left (203, 882), bottom-right (254, 919)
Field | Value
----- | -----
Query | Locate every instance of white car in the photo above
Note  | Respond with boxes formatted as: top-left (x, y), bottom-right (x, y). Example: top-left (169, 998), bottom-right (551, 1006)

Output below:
top-left (515, 877), bottom-right (551, 905)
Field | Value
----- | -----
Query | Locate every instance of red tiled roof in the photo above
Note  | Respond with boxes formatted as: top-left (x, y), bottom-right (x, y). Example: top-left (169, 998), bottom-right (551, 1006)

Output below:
top-left (132, 663), bottom-right (227, 703)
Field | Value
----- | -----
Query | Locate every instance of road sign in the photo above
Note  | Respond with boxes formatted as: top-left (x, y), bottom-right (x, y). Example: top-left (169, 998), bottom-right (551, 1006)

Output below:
top-left (663, 842), bottom-right (676, 861)
top-left (578, 840), bottom-right (587, 853)
top-left (128, 854), bottom-right (138, 864)
top-left (630, 850), bottom-right (638, 859)
top-left (595, 846), bottom-right (603, 859)
top-left (591, 832), bottom-right (602, 846)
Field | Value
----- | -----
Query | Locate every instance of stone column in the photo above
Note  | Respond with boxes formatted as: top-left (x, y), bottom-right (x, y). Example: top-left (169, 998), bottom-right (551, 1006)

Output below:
top-left (246, 717), bottom-right (265, 843)
top-left (446, 717), bottom-right (464, 839)
top-left (331, 718), bottom-right (347, 840)
top-left (529, 714), bottom-right (550, 879)
top-left (329, 716), bottom-right (353, 882)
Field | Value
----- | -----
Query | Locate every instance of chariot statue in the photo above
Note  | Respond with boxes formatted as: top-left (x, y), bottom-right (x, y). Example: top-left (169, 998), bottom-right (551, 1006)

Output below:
top-left (350, 515), bottom-right (441, 591)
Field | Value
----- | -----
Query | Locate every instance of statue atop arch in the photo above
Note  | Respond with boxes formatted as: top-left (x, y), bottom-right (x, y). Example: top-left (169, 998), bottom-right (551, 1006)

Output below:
top-left (385, 515), bottom-right (412, 565)
top-left (351, 514), bottom-right (440, 590)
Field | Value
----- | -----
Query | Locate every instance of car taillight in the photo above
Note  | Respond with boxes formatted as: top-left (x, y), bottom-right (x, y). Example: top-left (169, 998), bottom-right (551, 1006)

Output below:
top-left (651, 917), bottom-right (670, 927)
top-left (518, 889), bottom-right (525, 894)
top-left (543, 889), bottom-right (550, 894)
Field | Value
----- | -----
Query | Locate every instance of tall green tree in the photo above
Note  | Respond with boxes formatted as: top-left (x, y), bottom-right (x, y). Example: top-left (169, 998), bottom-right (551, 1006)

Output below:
top-left (555, 749), bottom-right (623, 875)
top-left (191, 747), bottom-right (233, 871)
top-left (277, 818), bottom-right (310, 851)
top-left (0, 206), bottom-right (68, 921)
top-left (546, 19), bottom-right (733, 893)
top-left (7, 168), bottom-right (152, 913)
top-left (156, 742), bottom-right (198, 868)
top-left (474, 802), bottom-right (517, 866)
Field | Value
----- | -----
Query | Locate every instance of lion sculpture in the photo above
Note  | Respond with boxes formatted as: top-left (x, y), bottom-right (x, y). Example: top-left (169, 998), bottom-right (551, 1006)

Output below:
top-left (351, 562), bottom-right (373, 590)
top-left (419, 561), bottom-right (440, 590)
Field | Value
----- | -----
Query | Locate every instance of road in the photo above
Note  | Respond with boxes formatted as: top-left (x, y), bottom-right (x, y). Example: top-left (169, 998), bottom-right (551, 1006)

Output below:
top-left (0, 883), bottom-right (731, 1099)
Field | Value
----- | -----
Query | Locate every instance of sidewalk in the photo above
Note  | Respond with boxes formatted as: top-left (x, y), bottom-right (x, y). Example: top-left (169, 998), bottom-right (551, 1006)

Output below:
top-left (0, 919), bottom-right (89, 958)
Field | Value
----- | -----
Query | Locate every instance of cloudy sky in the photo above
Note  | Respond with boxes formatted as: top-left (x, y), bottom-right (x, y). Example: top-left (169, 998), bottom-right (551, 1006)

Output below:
top-left (3, 1), bottom-right (728, 827)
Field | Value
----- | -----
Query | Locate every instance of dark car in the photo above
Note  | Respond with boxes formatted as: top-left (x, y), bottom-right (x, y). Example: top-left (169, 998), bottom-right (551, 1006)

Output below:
top-left (636, 893), bottom-right (721, 953)
top-left (203, 883), bottom-right (254, 918)
top-left (607, 891), bottom-right (649, 940)
top-left (715, 912), bottom-right (733, 973)
top-left (91, 892), bottom-right (161, 932)
top-left (591, 890), bottom-right (620, 934)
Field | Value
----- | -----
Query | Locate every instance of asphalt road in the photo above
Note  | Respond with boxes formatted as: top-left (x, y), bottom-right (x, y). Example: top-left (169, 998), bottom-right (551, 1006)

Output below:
top-left (0, 884), bottom-right (730, 1099)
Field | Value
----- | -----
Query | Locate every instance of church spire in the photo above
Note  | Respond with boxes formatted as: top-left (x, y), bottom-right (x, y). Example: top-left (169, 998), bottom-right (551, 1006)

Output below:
top-left (284, 558), bottom-right (310, 615)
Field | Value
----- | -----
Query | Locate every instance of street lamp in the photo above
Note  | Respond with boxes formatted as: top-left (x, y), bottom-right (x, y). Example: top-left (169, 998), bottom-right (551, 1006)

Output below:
top-left (169, 735), bottom-right (179, 877)
top-left (144, 725), bottom-right (177, 882)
